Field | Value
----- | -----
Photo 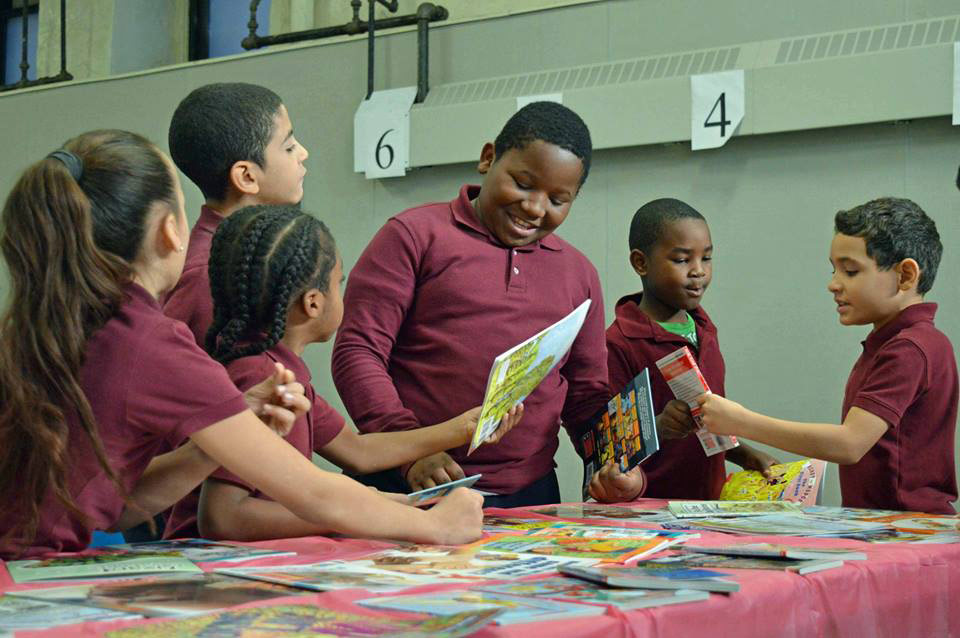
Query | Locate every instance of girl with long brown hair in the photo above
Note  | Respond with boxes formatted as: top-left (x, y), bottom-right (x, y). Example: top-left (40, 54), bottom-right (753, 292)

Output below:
top-left (0, 130), bottom-right (484, 558)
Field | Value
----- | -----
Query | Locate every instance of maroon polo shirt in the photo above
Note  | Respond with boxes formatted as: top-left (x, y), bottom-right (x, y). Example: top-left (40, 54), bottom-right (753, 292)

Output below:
top-left (163, 205), bottom-right (223, 346)
top-left (840, 303), bottom-right (958, 514)
top-left (331, 184), bottom-right (609, 494)
top-left (165, 343), bottom-right (345, 537)
top-left (606, 293), bottom-right (727, 499)
top-left (1, 284), bottom-right (248, 558)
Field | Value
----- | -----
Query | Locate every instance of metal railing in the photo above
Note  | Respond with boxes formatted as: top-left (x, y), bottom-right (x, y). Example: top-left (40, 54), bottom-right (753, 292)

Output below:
top-left (1, 0), bottom-right (72, 93)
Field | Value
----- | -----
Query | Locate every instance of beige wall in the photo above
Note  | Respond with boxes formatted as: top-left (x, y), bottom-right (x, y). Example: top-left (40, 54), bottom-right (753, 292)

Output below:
top-left (2, 0), bottom-right (959, 508)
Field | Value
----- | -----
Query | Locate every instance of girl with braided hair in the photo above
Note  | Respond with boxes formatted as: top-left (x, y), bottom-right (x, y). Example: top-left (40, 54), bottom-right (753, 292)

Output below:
top-left (0, 131), bottom-right (489, 558)
top-left (166, 204), bottom-right (522, 541)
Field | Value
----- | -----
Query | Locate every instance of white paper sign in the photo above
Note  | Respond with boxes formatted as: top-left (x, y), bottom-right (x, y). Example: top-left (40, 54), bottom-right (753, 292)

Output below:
top-left (690, 70), bottom-right (745, 150)
top-left (516, 93), bottom-right (563, 111)
top-left (353, 86), bottom-right (418, 179)
top-left (953, 42), bottom-right (960, 126)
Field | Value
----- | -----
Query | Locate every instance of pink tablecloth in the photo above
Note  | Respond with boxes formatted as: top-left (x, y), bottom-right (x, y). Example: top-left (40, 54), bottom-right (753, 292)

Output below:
top-left (6, 500), bottom-right (959, 638)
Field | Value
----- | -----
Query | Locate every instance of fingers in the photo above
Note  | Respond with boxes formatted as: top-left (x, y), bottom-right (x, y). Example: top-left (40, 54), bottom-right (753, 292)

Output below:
top-left (485, 404), bottom-right (523, 444)
top-left (589, 461), bottom-right (646, 503)
top-left (260, 404), bottom-right (296, 436)
top-left (442, 459), bottom-right (466, 481)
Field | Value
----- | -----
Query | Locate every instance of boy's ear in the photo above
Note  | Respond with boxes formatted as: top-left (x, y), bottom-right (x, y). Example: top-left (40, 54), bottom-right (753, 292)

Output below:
top-left (895, 258), bottom-right (921, 292)
top-left (629, 248), bottom-right (649, 277)
top-left (228, 160), bottom-right (261, 196)
top-left (477, 143), bottom-right (496, 175)
top-left (299, 288), bottom-right (325, 318)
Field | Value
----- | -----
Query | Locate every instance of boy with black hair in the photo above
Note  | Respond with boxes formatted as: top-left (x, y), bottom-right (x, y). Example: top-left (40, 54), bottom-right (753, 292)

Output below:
top-left (700, 197), bottom-right (957, 514)
top-left (333, 101), bottom-right (644, 507)
top-left (164, 82), bottom-right (309, 344)
top-left (607, 198), bottom-right (777, 500)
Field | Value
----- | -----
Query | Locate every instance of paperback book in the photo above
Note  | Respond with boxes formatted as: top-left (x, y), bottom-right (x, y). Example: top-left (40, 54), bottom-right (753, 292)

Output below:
top-left (9, 573), bottom-right (308, 618)
top-left (559, 563), bottom-right (740, 593)
top-left (356, 590), bottom-right (604, 625)
top-left (101, 604), bottom-right (502, 638)
top-left (579, 368), bottom-right (660, 500)
top-left (475, 576), bottom-right (711, 610)
top-left (469, 300), bottom-right (591, 453)
top-left (530, 504), bottom-right (677, 523)
top-left (654, 347), bottom-right (738, 456)
top-left (0, 593), bottom-right (138, 632)
top-left (407, 474), bottom-right (486, 505)
top-left (105, 539), bottom-right (295, 563)
top-left (720, 459), bottom-right (827, 505)
top-left (682, 543), bottom-right (867, 561)
top-left (5, 551), bottom-right (202, 584)
top-left (662, 512), bottom-right (893, 538)
top-left (667, 500), bottom-right (804, 518)
top-left (470, 533), bottom-right (679, 564)
top-left (647, 551), bottom-right (844, 575)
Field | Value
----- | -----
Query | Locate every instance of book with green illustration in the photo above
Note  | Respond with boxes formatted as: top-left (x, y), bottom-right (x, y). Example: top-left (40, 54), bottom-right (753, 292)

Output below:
top-left (476, 576), bottom-right (710, 610)
top-left (5, 551), bottom-right (201, 584)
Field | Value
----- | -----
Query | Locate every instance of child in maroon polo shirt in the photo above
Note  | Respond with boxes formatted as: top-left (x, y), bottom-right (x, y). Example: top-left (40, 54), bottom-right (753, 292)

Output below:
top-left (164, 82), bottom-right (309, 345)
top-left (607, 198), bottom-right (778, 500)
top-left (166, 205), bottom-right (520, 540)
top-left (700, 197), bottom-right (957, 514)
top-left (0, 131), bottom-right (484, 560)
top-left (333, 101), bottom-right (644, 506)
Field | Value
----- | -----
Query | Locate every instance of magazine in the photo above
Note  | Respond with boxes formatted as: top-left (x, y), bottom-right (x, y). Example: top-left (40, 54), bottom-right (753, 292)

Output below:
top-left (654, 347), bottom-right (738, 456)
top-left (853, 512), bottom-right (960, 535)
top-left (407, 474), bottom-right (485, 505)
top-left (105, 539), bottom-right (295, 563)
top-left (579, 368), bottom-right (659, 499)
top-left (0, 593), bottom-right (138, 632)
top-left (101, 604), bottom-right (502, 638)
top-left (559, 563), bottom-right (740, 593)
top-left (682, 543), bottom-right (867, 561)
top-left (530, 504), bottom-right (677, 523)
top-left (356, 590), bottom-right (603, 625)
top-left (5, 551), bottom-right (202, 584)
top-left (662, 512), bottom-right (894, 538)
top-left (648, 551), bottom-right (844, 575)
top-left (482, 516), bottom-right (558, 534)
top-left (475, 576), bottom-right (710, 610)
top-left (719, 459), bottom-right (826, 505)
top-left (667, 500), bottom-right (804, 518)
top-left (470, 533), bottom-right (679, 564)
top-left (468, 300), bottom-right (591, 453)
top-left (526, 522), bottom-right (694, 541)
top-left (9, 573), bottom-right (308, 618)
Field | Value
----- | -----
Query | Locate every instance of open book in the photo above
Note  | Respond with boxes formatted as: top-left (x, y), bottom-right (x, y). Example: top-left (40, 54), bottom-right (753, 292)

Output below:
top-left (468, 300), bottom-right (591, 453)
top-left (579, 368), bottom-right (659, 499)
top-left (720, 459), bottom-right (827, 505)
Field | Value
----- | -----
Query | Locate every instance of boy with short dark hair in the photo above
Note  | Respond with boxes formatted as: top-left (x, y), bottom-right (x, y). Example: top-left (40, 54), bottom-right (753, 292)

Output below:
top-left (333, 101), bottom-right (643, 506)
top-left (700, 197), bottom-right (957, 513)
top-left (164, 82), bottom-right (309, 344)
top-left (607, 198), bottom-right (776, 500)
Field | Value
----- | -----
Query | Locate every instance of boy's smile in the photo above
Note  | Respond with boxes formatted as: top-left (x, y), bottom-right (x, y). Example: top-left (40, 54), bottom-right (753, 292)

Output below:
top-left (635, 218), bottom-right (713, 322)
top-left (473, 139), bottom-right (583, 248)
top-left (828, 233), bottom-right (904, 330)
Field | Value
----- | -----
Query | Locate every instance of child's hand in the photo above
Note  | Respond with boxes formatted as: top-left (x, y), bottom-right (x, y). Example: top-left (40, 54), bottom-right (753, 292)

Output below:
top-left (696, 393), bottom-right (747, 436)
top-left (243, 362), bottom-right (310, 436)
top-left (656, 400), bottom-right (698, 439)
top-left (423, 487), bottom-right (484, 545)
top-left (406, 451), bottom-right (465, 491)
top-left (460, 404), bottom-right (525, 446)
top-left (728, 444), bottom-right (780, 480)
top-left (588, 461), bottom-right (646, 503)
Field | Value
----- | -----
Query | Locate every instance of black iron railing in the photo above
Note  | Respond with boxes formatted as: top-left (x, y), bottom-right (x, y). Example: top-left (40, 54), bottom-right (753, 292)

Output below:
top-left (0, 0), bottom-right (72, 92)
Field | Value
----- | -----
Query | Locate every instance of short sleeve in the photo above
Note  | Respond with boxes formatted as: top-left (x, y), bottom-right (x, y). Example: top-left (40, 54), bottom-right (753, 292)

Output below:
top-left (848, 338), bottom-right (927, 428)
top-left (311, 395), bottom-right (347, 450)
top-left (127, 319), bottom-right (249, 445)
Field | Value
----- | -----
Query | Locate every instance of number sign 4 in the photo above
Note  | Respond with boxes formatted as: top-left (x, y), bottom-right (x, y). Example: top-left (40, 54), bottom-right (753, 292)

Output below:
top-left (691, 70), bottom-right (745, 151)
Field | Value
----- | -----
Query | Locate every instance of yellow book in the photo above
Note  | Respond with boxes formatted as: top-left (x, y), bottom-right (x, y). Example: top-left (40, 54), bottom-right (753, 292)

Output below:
top-left (719, 459), bottom-right (826, 505)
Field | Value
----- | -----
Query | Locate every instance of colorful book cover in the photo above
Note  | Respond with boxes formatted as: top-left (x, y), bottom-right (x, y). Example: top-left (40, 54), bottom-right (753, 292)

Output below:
top-left (559, 563), bottom-right (740, 593)
top-left (101, 604), bottom-right (502, 638)
top-left (667, 500), bottom-right (804, 518)
top-left (682, 543), bottom-right (867, 561)
top-left (469, 300), bottom-right (591, 453)
top-left (105, 539), bottom-right (296, 563)
top-left (654, 346), bottom-right (738, 456)
top-left (663, 512), bottom-right (893, 538)
top-left (9, 573), bottom-right (308, 618)
top-left (579, 368), bottom-right (660, 499)
top-left (476, 576), bottom-right (710, 610)
top-left (482, 516), bottom-right (557, 534)
top-left (649, 551), bottom-right (844, 575)
top-left (357, 590), bottom-right (603, 625)
top-left (216, 562), bottom-right (455, 593)
top-left (470, 534), bottom-right (673, 564)
top-left (853, 512), bottom-right (960, 535)
top-left (0, 593), bottom-right (138, 632)
top-left (5, 551), bottom-right (202, 583)
top-left (720, 459), bottom-right (826, 505)
top-left (530, 504), bottom-right (677, 523)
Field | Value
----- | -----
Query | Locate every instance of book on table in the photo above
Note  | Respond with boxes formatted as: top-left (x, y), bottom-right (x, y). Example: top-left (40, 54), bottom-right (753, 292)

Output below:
top-left (105, 538), bottom-right (296, 563)
top-left (559, 563), bottom-right (740, 593)
top-left (5, 551), bottom-right (201, 584)
top-left (643, 551), bottom-right (844, 575)
top-left (682, 543), bottom-right (867, 561)
top-left (578, 368), bottom-right (660, 500)
top-left (667, 500), bottom-right (804, 518)
top-left (475, 576), bottom-right (710, 610)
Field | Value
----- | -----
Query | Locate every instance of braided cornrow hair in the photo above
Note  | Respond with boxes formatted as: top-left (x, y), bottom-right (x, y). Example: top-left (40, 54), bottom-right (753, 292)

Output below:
top-left (206, 204), bottom-right (336, 365)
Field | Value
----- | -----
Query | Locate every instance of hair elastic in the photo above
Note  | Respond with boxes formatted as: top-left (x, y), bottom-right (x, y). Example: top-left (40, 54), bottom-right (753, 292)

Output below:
top-left (47, 150), bottom-right (83, 181)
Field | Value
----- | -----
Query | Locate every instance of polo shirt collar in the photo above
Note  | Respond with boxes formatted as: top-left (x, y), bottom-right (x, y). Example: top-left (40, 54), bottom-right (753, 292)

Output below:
top-left (614, 292), bottom-right (717, 343)
top-left (265, 341), bottom-right (313, 385)
top-left (450, 184), bottom-right (563, 252)
top-left (124, 281), bottom-right (162, 310)
top-left (196, 205), bottom-right (225, 235)
top-left (862, 302), bottom-right (937, 353)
